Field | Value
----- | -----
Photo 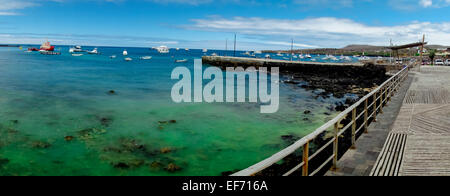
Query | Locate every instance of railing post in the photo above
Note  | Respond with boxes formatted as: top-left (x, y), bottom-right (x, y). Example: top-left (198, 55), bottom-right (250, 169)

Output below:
top-left (364, 99), bottom-right (368, 134)
top-left (373, 93), bottom-right (377, 122)
top-left (379, 87), bottom-right (384, 114)
top-left (385, 84), bottom-right (389, 105)
top-left (302, 142), bottom-right (309, 176)
top-left (331, 121), bottom-right (339, 171)
top-left (351, 108), bottom-right (356, 149)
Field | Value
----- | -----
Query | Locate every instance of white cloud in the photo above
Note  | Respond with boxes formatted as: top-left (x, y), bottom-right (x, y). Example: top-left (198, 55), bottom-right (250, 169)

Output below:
top-left (186, 16), bottom-right (450, 47)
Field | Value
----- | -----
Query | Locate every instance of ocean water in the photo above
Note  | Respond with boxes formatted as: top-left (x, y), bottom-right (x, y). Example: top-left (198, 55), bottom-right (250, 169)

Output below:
top-left (0, 46), bottom-right (353, 176)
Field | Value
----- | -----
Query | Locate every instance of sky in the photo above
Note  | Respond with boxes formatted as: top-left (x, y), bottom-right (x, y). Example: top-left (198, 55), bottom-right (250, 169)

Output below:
top-left (1, 0), bottom-right (450, 50)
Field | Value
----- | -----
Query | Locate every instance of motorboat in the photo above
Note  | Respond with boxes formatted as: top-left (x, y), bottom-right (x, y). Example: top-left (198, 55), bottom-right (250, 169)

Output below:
top-left (123, 50), bottom-right (128, 56)
top-left (202, 49), bottom-right (208, 53)
top-left (156, 46), bottom-right (170, 54)
top-left (211, 53), bottom-right (217, 56)
top-left (110, 55), bottom-right (117, 59)
top-left (87, 48), bottom-right (99, 54)
top-left (175, 59), bottom-right (188, 63)
top-left (265, 54), bottom-right (271, 59)
top-left (140, 56), bottom-right (152, 60)
top-left (124, 57), bottom-right (132, 61)
top-left (28, 41), bottom-right (55, 51)
top-left (305, 54), bottom-right (312, 58)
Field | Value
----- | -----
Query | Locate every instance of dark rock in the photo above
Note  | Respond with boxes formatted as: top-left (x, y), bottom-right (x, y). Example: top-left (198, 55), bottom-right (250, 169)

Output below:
top-left (324, 112), bottom-right (331, 116)
top-left (100, 117), bottom-right (113, 127)
top-left (64, 136), bottom-right (74, 141)
top-left (31, 141), bottom-right (51, 149)
top-left (150, 161), bottom-right (162, 169)
top-left (108, 90), bottom-right (116, 95)
top-left (113, 162), bottom-right (130, 169)
top-left (304, 110), bottom-right (311, 114)
top-left (165, 163), bottom-right (181, 172)
top-left (169, 120), bottom-right (177, 124)
top-left (10, 120), bottom-right (19, 124)
top-left (0, 158), bottom-right (9, 166)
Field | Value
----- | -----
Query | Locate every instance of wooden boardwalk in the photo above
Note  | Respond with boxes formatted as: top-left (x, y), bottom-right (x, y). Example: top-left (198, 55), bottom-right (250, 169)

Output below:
top-left (371, 66), bottom-right (450, 176)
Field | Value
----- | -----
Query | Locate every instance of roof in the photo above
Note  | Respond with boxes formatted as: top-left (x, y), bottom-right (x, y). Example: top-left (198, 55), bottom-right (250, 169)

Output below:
top-left (387, 42), bottom-right (427, 50)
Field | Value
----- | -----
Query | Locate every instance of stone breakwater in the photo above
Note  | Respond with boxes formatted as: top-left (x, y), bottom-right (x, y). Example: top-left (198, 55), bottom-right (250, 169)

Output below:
top-left (202, 56), bottom-right (389, 98)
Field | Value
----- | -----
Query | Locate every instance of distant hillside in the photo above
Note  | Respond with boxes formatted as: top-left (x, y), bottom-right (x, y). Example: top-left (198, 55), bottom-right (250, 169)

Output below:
top-left (341, 45), bottom-right (386, 51)
top-left (426, 45), bottom-right (450, 50)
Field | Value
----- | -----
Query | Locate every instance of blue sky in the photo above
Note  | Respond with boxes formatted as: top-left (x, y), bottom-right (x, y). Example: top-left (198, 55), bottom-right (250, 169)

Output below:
top-left (1, 0), bottom-right (450, 50)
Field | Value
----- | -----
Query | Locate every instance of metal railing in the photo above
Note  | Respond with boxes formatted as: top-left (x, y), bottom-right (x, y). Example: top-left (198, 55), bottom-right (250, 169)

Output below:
top-left (232, 65), bottom-right (410, 176)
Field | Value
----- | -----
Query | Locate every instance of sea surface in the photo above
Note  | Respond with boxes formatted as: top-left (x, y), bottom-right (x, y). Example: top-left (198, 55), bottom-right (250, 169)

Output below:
top-left (0, 46), bottom-right (356, 176)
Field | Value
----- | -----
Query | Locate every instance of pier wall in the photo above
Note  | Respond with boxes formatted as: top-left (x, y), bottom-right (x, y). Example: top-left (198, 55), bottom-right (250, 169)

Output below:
top-left (202, 56), bottom-right (387, 79)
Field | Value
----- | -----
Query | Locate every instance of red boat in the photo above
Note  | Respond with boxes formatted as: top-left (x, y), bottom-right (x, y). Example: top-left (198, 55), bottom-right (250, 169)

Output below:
top-left (28, 41), bottom-right (55, 51)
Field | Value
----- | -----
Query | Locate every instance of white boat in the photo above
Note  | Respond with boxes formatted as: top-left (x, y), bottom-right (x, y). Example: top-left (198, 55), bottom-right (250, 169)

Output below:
top-left (140, 56), bottom-right (152, 60)
top-left (305, 54), bottom-right (312, 58)
top-left (276, 53), bottom-right (283, 56)
top-left (265, 54), bottom-right (271, 59)
top-left (359, 56), bottom-right (371, 61)
top-left (69, 46), bottom-right (83, 53)
top-left (211, 53), bottom-right (217, 56)
top-left (254, 51), bottom-right (262, 54)
top-left (72, 53), bottom-right (83, 57)
top-left (185, 48), bottom-right (189, 51)
top-left (176, 48), bottom-right (180, 51)
top-left (125, 57), bottom-right (132, 61)
top-left (87, 48), bottom-right (98, 54)
top-left (156, 46), bottom-right (169, 54)
top-left (175, 59), bottom-right (188, 63)
top-left (202, 49), bottom-right (208, 53)
top-left (123, 50), bottom-right (128, 56)
top-left (110, 55), bottom-right (116, 59)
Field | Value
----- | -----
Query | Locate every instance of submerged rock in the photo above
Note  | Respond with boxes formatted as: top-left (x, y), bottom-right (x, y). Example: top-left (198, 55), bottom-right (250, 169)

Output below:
top-left (169, 120), bottom-right (177, 124)
top-left (165, 163), bottom-right (182, 172)
top-left (10, 120), bottom-right (19, 124)
top-left (150, 161), bottom-right (163, 169)
top-left (160, 147), bottom-right (173, 154)
top-left (0, 158), bottom-right (9, 166)
top-left (108, 90), bottom-right (116, 95)
top-left (77, 128), bottom-right (107, 140)
top-left (304, 110), bottom-right (311, 115)
top-left (99, 117), bottom-right (113, 127)
top-left (31, 141), bottom-right (52, 149)
top-left (64, 136), bottom-right (74, 141)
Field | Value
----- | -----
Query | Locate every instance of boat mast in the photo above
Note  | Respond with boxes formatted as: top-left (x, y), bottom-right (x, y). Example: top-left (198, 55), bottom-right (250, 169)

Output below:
top-left (290, 38), bottom-right (294, 61)
top-left (233, 34), bottom-right (237, 57)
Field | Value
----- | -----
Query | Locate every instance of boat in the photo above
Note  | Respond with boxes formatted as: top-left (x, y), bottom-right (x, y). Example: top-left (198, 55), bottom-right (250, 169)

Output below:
top-left (28, 41), bottom-right (55, 51)
top-left (276, 53), bottom-right (283, 56)
top-left (254, 51), bottom-right (262, 54)
top-left (123, 50), bottom-right (128, 56)
top-left (69, 46), bottom-right (83, 53)
top-left (72, 53), bottom-right (83, 57)
top-left (185, 48), bottom-right (189, 51)
top-left (87, 48), bottom-right (99, 54)
top-left (176, 48), bottom-right (180, 51)
top-left (110, 55), bottom-right (117, 59)
top-left (265, 54), bottom-right (271, 59)
top-left (202, 49), bottom-right (208, 53)
top-left (211, 53), bottom-right (217, 56)
top-left (305, 54), bottom-right (312, 58)
top-left (140, 56), bottom-right (152, 60)
top-left (156, 46), bottom-right (169, 54)
top-left (175, 59), bottom-right (188, 63)
top-left (124, 57), bottom-right (132, 61)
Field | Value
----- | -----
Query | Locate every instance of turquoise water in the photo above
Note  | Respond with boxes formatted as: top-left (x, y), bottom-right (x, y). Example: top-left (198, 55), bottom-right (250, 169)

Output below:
top-left (0, 46), bottom-right (350, 176)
